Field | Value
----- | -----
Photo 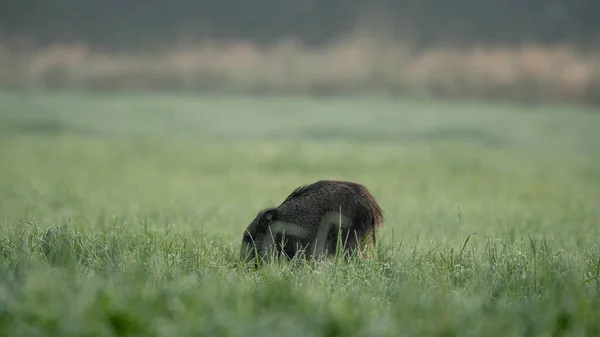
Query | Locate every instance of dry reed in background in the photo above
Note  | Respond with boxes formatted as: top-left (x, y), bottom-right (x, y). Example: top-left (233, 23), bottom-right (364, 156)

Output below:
top-left (1, 34), bottom-right (599, 105)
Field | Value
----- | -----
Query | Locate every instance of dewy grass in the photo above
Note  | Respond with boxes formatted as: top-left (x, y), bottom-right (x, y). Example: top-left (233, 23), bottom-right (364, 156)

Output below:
top-left (0, 92), bottom-right (599, 336)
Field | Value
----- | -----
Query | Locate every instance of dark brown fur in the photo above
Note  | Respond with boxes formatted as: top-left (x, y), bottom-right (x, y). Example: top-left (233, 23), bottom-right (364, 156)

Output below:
top-left (240, 180), bottom-right (384, 263)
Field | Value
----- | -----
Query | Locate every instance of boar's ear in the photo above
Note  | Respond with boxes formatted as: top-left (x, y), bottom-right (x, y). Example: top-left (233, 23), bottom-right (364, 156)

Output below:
top-left (261, 208), bottom-right (279, 223)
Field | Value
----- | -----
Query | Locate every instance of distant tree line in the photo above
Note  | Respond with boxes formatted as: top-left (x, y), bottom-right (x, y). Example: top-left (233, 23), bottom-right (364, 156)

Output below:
top-left (1, 0), bottom-right (599, 50)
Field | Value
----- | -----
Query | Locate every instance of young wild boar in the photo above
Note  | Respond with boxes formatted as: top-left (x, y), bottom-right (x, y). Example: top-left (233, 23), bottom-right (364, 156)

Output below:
top-left (240, 180), bottom-right (384, 264)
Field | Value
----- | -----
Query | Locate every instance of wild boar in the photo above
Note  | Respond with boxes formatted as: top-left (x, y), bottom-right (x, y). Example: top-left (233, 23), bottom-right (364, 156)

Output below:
top-left (240, 180), bottom-right (384, 264)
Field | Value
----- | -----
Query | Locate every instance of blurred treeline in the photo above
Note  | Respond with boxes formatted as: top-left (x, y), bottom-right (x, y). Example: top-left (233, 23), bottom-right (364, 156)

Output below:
top-left (2, 0), bottom-right (599, 49)
top-left (1, 0), bottom-right (600, 104)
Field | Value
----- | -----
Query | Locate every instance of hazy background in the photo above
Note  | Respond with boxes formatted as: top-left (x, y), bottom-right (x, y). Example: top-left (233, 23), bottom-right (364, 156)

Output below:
top-left (1, 0), bottom-right (600, 104)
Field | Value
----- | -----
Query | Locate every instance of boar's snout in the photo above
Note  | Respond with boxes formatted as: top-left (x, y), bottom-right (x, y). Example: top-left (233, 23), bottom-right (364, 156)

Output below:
top-left (240, 231), bottom-right (258, 261)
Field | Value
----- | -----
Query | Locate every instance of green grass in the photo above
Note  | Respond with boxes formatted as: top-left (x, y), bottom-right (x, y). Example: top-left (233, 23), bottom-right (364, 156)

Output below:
top-left (1, 91), bottom-right (599, 336)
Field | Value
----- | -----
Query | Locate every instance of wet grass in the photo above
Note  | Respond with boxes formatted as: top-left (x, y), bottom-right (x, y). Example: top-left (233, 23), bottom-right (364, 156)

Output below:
top-left (0, 92), bottom-right (599, 336)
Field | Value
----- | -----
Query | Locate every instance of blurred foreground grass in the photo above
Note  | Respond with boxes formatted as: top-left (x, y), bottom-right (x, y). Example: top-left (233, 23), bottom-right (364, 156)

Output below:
top-left (0, 92), bottom-right (599, 336)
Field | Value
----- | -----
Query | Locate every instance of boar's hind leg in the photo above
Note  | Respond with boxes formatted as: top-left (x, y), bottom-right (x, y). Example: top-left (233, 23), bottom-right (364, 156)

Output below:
top-left (310, 211), bottom-right (353, 258)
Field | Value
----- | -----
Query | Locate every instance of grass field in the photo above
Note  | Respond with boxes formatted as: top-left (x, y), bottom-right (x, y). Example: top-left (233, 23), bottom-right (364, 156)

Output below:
top-left (1, 91), bottom-right (599, 336)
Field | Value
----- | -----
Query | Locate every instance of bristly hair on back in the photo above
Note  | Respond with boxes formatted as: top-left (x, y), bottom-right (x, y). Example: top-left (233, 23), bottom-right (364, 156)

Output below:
top-left (283, 184), bottom-right (310, 202)
top-left (279, 180), bottom-right (351, 204)
top-left (279, 180), bottom-right (384, 231)
top-left (279, 181), bottom-right (325, 204)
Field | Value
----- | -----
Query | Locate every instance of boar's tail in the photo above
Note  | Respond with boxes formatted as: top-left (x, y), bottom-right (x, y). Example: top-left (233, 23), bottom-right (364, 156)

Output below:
top-left (354, 183), bottom-right (384, 248)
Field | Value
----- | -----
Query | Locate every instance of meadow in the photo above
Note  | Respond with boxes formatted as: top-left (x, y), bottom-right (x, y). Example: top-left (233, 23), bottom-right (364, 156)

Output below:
top-left (0, 91), bottom-right (599, 336)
